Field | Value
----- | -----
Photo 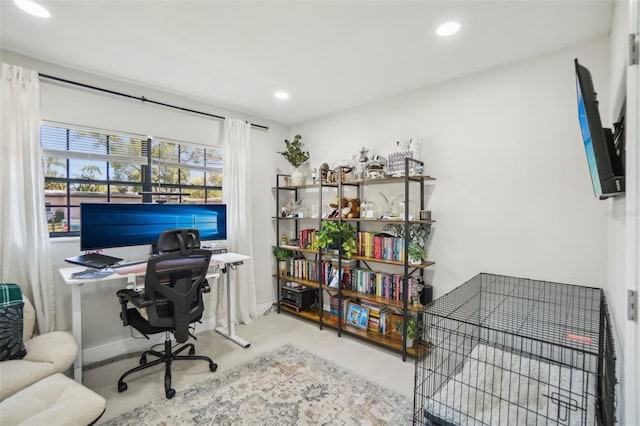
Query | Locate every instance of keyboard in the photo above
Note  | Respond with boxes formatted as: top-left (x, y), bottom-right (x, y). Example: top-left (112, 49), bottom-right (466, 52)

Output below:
top-left (113, 259), bottom-right (147, 268)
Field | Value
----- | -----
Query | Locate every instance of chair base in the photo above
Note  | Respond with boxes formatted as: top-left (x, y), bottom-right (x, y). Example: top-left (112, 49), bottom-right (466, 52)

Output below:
top-left (117, 336), bottom-right (217, 399)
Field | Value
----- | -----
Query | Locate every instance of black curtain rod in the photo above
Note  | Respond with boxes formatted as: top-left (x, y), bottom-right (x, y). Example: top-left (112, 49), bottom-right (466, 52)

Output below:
top-left (38, 73), bottom-right (269, 131)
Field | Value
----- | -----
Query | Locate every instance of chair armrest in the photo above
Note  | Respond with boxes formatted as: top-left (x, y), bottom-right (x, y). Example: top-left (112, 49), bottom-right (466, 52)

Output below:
top-left (201, 279), bottom-right (211, 294)
top-left (116, 289), bottom-right (152, 308)
top-left (117, 289), bottom-right (152, 326)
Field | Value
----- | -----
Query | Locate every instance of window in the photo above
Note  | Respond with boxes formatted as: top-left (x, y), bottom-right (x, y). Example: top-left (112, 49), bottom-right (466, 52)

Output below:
top-left (42, 123), bottom-right (223, 236)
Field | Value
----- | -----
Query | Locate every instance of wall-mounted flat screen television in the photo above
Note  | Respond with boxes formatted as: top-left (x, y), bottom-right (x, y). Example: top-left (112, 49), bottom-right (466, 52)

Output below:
top-left (574, 59), bottom-right (625, 199)
top-left (80, 203), bottom-right (227, 251)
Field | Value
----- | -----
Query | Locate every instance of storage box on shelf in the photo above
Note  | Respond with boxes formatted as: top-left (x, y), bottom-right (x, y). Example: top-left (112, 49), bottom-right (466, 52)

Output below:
top-left (271, 159), bottom-right (435, 360)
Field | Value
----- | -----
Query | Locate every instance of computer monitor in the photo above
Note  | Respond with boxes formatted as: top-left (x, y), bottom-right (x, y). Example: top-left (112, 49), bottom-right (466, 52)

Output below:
top-left (80, 203), bottom-right (227, 251)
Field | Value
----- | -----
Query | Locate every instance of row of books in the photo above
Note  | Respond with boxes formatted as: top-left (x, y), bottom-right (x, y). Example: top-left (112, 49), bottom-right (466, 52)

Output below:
top-left (298, 228), bottom-right (316, 250)
top-left (356, 232), bottom-right (405, 262)
top-left (347, 269), bottom-right (415, 301)
top-left (286, 257), bottom-right (413, 303)
top-left (292, 229), bottom-right (411, 264)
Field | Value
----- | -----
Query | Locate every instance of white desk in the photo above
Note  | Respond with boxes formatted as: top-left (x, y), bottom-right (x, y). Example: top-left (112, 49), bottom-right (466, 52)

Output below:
top-left (210, 252), bottom-right (251, 348)
top-left (60, 259), bottom-right (221, 383)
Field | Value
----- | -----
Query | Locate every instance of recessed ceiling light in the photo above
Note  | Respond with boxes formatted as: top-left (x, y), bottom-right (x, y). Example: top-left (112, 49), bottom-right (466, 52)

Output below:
top-left (436, 21), bottom-right (460, 37)
top-left (14, 0), bottom-right (50, 18)
top-left (274, 91), bottom-right (290, 100)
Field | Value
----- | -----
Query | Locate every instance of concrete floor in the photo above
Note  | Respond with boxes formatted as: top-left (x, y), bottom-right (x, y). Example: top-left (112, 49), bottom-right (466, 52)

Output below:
top-left (84, 311), bottom-right (416, 423)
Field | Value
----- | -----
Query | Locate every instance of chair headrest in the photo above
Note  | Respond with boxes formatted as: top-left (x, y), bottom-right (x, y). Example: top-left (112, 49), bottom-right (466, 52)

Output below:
top-left (156, 229), bottom-right (201, 255)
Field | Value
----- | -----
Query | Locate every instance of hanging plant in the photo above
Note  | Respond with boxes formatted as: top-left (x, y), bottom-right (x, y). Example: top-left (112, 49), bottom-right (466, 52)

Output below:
top-left (279, 135), bottom-right (310, 168)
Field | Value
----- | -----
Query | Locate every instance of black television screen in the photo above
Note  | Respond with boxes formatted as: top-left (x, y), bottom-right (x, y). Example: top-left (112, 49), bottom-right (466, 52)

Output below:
top-left (80, 203), bottom-right (227, 251)
top-left (574, 59), bottom-right (625, 199)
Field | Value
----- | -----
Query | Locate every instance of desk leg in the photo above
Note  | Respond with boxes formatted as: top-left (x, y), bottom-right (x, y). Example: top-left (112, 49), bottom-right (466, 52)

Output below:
top-left (71, 283), bottom-right (83, 382)
top-left (215, 265), bottom-right (250, 348)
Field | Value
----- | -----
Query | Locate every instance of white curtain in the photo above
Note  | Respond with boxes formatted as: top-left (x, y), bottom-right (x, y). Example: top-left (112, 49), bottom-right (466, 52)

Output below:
top-left (218, 118), bottom-right (257, 325)
top-left (0, 63), bottom-right (55, 333)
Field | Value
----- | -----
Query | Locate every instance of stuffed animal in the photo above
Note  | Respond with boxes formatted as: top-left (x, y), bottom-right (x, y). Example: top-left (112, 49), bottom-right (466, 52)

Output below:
top-left (329, 197), bottom-right (348, 218)
top-left (346, 198), bottom-right (360, 218)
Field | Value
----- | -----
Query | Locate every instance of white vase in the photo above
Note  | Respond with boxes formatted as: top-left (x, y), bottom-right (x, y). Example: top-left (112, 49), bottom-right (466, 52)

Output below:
top-left (291, 167), bottom-right (305, 186)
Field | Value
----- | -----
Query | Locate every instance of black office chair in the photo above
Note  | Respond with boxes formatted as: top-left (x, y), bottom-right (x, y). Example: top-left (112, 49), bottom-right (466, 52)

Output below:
top-left (116, 228), bottom-right (217, 399)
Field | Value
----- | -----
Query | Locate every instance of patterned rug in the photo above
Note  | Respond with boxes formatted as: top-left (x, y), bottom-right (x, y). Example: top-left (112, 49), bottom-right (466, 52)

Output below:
top-left (102, 344), bottom-right (413, 425)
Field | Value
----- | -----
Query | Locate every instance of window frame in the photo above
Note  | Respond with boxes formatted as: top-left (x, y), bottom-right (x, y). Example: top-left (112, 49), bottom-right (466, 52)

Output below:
top-left (42, 122), bottom-right (223, 238)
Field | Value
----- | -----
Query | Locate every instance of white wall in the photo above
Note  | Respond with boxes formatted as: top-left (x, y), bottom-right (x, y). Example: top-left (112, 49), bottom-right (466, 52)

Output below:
top-left (1, 50), bottom-right (290, 362)
top-left (293, 39), bottom-right (612, 300)
top-left (606, 1), bottom-right (631, 422)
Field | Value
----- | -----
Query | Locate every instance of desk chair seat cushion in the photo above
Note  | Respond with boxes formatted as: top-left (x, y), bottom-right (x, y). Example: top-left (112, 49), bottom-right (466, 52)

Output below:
top-left (0, 373), bottom-right (106, 426)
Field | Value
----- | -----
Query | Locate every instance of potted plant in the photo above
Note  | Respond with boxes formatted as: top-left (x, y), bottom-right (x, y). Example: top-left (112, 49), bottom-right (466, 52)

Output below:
top-left (393, 315), bottom-right (418, 347)
top-left (383, 222), bottom-right (431, 265)
top-left (408, 223), bottom-right (431, 265)
top-left (272, 246), bottom-right (293, 276)
top-left (278, 135), bottom-right (310, 186)
top-left (311, 221), bottom-right (357, 259)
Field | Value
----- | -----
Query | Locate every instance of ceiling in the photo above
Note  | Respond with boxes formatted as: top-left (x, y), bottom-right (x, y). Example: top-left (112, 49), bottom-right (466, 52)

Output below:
top-left (1, 0), bottom-right (613, 125)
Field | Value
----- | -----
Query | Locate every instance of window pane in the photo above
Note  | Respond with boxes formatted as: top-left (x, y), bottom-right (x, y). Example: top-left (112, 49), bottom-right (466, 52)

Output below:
top-left (111, 185), bottom-right (143, 199)
top-left (70, 192), bottom-right (108, 205)
top-left (180, 145), bottom-right (203, 167)
top-left (70, 159), bottom-right (107, 182)
top-left (47, 206), bottom-right (67, 232)
top-left (153, 165), bottom-right (179, 185)
top-left (207, 189), bottom-right (222, 203)
top-left (206, 148), bottom-right (224, 170)
top-left (109, 162), bottom-right (142, 183)
top-left (43, 156), bottom-right (67, 178)
top-left (207, 172), bottom-right (223, 187)
top-left (69, 207), bottom-right (80, 232)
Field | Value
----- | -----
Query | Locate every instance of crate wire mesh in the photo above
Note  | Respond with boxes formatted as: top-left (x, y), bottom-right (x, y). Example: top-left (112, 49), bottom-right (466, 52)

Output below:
top-left (413, 273), bottom-right (616, 425)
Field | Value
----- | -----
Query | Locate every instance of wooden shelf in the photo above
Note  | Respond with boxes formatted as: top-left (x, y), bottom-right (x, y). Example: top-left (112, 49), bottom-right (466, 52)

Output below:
top-left (278, 305), bottom-right (424, 357)
top-left (273, 274), bottom-right (320, 289)
top-left (351, 255), bottom-right (435, 268)
top-left (339, 288), bottom-right (424, 312)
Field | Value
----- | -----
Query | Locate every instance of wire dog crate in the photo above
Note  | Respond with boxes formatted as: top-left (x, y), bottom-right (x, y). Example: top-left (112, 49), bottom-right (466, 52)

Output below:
top-left (413, 273), bottom-right (615, 425)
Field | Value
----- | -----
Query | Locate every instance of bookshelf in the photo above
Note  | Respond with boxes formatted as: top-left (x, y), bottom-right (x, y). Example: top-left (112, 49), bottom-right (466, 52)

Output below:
top-left (272, 159), bottom-right (435, 360)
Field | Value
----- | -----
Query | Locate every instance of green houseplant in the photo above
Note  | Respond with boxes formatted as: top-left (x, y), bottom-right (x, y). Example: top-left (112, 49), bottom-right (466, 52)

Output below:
top-left (384, 222), bottom-right (431, 265)
top-left (393, 315), bottom-right (418, 347)
top-left (279, 135), bottom-right (310, 186)
top-left (312, 221), bottom-right (357, 258)
top-left (272, 246), bottom-right (293, 276)
top-left (279, 135), bottom-right (310, 168)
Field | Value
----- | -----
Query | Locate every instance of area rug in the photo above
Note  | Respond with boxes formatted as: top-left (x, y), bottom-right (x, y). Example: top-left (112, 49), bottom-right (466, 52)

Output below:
top-left (102, 343), bottom-right (413, 425)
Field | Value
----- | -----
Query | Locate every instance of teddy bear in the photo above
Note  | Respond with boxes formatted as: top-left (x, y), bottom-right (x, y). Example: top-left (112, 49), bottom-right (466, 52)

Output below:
top-left (346, 198), bottom-right (360, 219)
top-left (329, 197), bottom-right (348, 218)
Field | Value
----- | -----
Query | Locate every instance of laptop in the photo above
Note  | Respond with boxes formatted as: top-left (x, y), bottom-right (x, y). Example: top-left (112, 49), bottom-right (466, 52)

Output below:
top-left (65, 253), bottom-right (123, 269)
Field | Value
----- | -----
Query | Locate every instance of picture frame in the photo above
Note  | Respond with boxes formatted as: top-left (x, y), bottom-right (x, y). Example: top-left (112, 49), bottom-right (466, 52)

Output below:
top-left (346, 303), bottom-right (370, 330)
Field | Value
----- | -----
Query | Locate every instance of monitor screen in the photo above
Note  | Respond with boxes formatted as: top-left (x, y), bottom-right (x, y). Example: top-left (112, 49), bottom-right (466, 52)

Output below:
top-left (574, 59), bottom-right (624, 199)
top-left (80, 203), bottom-right (227, 251)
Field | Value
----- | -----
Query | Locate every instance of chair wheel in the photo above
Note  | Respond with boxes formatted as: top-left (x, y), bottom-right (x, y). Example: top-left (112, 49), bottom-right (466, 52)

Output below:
top-left (209, 362), bottom-right (217, 372)
top-left (189, 348), bottom-right (195, 356)
top-left (166, 388), bottom-right (176, 399)
top-left (140, 355), bottom-right (147, 365)
top-left (118, 382), bottom-right (128, 393)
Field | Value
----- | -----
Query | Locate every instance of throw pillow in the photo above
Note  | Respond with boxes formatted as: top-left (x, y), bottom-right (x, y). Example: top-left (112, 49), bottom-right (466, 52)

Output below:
top-left (0, 283), bottom-right (27, 361)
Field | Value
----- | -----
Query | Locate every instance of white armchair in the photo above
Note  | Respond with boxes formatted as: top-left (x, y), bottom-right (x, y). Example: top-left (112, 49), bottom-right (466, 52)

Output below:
top-left (0, 297), bottom-right (78, 401)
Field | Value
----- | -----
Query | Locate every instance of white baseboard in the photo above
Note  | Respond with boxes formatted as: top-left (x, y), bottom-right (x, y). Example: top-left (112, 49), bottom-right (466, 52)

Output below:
top-left (82, 301), bottom-right (276, 366)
